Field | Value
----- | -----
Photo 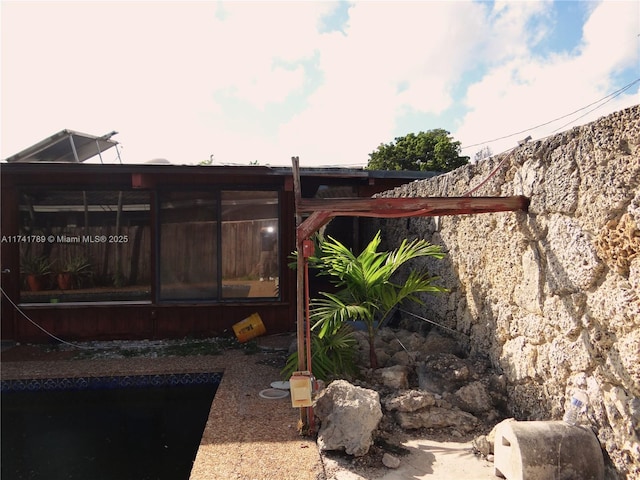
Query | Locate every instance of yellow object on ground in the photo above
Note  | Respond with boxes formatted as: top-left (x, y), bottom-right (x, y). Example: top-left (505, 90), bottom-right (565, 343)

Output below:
top-left (232, 313), bottom-right (266, 343)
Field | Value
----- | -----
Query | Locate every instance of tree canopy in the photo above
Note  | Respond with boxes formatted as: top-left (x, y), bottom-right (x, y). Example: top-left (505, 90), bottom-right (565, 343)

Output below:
top-left (366, 129), bottom-right (469, 172)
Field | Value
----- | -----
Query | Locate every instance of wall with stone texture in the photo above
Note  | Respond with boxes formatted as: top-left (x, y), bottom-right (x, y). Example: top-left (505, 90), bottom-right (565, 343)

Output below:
top-left (367, 105), bottom-right (640, 478)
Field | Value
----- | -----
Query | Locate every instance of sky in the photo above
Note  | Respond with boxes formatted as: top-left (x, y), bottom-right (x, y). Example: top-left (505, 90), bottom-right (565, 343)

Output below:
top-left (1, 0), bottom-right (639, 167)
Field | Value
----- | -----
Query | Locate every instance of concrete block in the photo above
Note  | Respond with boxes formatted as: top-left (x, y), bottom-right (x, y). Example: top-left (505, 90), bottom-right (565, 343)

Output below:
top-left (494, 420), bottom-right (604, 480)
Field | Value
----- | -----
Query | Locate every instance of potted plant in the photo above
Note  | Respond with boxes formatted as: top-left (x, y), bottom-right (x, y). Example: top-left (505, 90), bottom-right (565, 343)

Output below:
top-left (20, 255), bottom-right (53, 291)
top-left (57, 256), bottom-right (92, 290)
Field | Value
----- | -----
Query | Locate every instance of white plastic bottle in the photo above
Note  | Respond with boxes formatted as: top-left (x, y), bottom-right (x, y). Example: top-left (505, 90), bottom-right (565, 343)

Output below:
top-left (563, 390), bottom-right (589, 425)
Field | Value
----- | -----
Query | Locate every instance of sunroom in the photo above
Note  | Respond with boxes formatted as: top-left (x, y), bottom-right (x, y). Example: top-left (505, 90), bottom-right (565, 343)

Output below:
top-left (0, 130), bottom-right (435, 343)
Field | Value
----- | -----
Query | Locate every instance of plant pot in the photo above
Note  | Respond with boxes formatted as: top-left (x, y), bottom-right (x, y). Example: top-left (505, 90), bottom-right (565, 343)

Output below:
top-left (57, 272), bottom-right (75, 290)
top-left (27, 274), bottom-right (47, 292)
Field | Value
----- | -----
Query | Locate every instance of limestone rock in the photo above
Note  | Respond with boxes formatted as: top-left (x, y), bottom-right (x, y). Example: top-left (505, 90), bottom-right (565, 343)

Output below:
top-left (472, 434), bottom-right (492, 456)
top-left (416, 365), bottom-right (443, 394)
top-left (472, 419), bottom-right (510, 456)
top-left (378, 365), bottom-right (409, 389)
top-left (382, 453), bottom-right (401, 469)
top-left (314, 380), bottom-right (383, 457)
top-left (596, 213), bottom-right (640, 275)
top-left (418, 329), bottom-right (461, 356)
top-left (454, 381), bottom-right (494, 415)
top-left (384, 390), bottom-right (436, 413)
top-left (499, 337), bottom-right (537, 381)
top-left (374, 349), bottom-right (391, 368)
top-left (388, 349), bottom-right (418, 367)
top-left (395, 406), bottom-right (478, 432)
top-left (513, 245), bottom-right (543, 315)
top-left (416, 353), bottom-right (471, 394)
top-left (544, 216), bottom-right (604, 293)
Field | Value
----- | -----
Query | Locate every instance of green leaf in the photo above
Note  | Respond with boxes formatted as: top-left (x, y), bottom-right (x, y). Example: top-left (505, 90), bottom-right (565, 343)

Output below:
top-left (307, 230), bottom-right (448, 368)
top-left (366, 130), bottom-right (469, 172)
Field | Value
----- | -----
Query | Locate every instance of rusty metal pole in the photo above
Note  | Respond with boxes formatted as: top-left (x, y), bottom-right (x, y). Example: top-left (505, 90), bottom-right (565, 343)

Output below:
top-left (292, 157), bottom-right (306, 372)
top-left (291, 156), bottom-right (309, 432)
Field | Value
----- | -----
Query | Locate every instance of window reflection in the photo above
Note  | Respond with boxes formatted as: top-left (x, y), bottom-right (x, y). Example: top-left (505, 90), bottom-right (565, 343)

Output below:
top-left (18, 190), bottom-right (151, 303)
top-left (221, 191), bottom-right (279, 299)
top-left (16, 188), bottom-right (280, 303)
top-left (159, 192), bottom-right (218, 301)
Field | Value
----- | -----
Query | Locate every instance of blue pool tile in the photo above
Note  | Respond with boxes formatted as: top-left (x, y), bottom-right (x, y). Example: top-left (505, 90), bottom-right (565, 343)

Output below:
top-left (1, 372), bottom-right (223, 393)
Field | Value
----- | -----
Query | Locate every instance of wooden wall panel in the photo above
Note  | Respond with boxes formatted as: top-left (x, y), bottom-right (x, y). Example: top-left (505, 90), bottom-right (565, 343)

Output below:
top-left (9, 303), bottom-right (294, 343)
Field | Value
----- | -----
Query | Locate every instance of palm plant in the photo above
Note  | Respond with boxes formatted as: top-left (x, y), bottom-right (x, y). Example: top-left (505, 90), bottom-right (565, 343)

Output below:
top-left (310, 231), bottom-right (447, 369)
top-left (59, 255), bottom-right (92, 275)
top-left (281, 323), bottom-right (359, 381)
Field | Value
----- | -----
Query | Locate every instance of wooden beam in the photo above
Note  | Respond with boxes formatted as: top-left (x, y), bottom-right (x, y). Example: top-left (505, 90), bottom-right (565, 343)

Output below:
top-left (292, 157), bottom-right (313, 432)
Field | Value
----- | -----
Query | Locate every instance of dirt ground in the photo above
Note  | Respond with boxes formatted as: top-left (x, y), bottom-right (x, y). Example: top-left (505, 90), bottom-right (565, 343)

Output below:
top-left (322, 437), bottom-right (495, 480)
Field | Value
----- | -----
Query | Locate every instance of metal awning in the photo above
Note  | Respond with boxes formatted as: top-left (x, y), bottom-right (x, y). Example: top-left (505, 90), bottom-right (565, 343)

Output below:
top-left (4, 129), bottom-right (119, 163)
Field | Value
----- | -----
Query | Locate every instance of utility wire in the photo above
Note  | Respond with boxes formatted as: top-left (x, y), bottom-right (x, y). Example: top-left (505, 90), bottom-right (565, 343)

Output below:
top-left (0, 286), bottom-right (94, 349)
top-left (462, 77), bottom-right (640, 150)
top-left (550, 78), bottom-right (640, 133)
top-left (398, 308), bottom-right (461, 335)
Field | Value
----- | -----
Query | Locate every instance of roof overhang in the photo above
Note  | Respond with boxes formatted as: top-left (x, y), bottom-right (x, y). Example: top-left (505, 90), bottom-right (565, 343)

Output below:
top-left (4, 129), bottom-right (119, 163)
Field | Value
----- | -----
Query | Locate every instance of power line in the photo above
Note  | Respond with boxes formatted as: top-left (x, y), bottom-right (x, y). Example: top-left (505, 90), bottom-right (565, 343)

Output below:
top-left (550, 79), bottom-right (639, 133)
top-left (462, 77), bottom-right (640, 150)
top-left (0, 286), bottom-right (94, 349)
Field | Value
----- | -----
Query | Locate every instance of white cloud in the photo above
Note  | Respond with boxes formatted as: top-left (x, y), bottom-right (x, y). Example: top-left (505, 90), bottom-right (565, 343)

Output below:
top-left (2, 1), bottom-right (638, 167)
top-left (277, 1), bottom-right (496, 165)
top-left (486, 0), bottom-right (553, 60)
top-left (204, 1), bottom-right (329, 109)
top-left (456, 0), bottom-right (640, 159)
top-left (580, 0), bottom-right (639, 75)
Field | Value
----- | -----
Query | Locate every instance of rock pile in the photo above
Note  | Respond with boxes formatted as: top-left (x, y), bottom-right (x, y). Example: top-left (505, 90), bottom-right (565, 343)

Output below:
top-left (313, 325), bottom-right (509, 460)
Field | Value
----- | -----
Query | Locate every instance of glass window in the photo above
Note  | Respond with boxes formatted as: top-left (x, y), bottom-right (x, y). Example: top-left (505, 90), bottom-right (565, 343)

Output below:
top-left (18, 190), bottom-right (151, 303)
top-left (221, 191), bottom-right (279, 299)
top-left (159, 192), bottom-right (218, 301)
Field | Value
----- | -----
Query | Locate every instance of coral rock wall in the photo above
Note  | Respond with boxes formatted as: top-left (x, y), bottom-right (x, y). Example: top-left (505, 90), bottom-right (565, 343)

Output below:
top-left (369, 105), bottom-right (640, 478)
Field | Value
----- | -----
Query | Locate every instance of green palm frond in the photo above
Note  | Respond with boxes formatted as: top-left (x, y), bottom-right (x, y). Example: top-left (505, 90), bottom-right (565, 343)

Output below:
top-left (387, 237), bottom-right (446, 267)
top-left (308, 230), bottom-right (448, 368)
top-left (281, 324), bottom-right (359, 381)
top-left (311, 294), bottom-right (373, 338)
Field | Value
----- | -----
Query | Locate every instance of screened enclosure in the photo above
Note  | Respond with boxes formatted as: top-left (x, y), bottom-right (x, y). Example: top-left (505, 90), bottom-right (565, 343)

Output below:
top-left (159, 190), bottom-right (279, 301)
top-left (18, 189), bottom-right (280, 304)
top-left (18, 189), bottom-right (152, 303)
top-left (2, 157), bottom-right (427, 342)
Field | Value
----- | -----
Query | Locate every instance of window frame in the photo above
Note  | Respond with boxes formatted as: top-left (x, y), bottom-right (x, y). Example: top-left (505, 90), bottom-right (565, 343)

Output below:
top-left (156, 186), bottom-right (282, 304)
top-left (17, 186), bottom-right (153, 305)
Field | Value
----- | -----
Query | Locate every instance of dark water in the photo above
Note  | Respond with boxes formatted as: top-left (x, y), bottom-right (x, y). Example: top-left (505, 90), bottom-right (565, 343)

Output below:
top-left (1, 383), bottom-right (218, 480)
